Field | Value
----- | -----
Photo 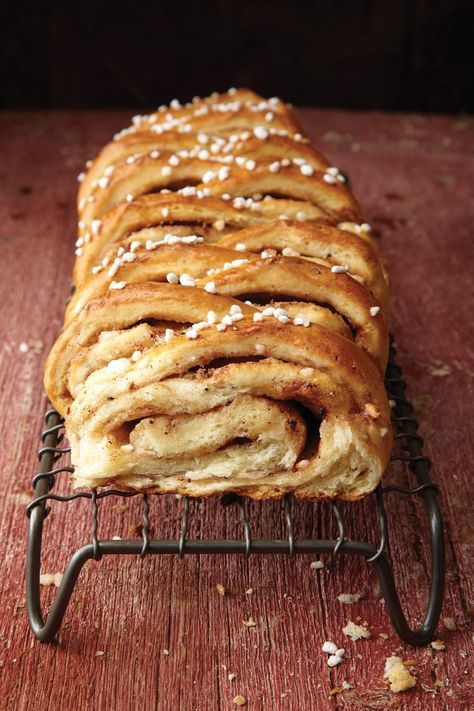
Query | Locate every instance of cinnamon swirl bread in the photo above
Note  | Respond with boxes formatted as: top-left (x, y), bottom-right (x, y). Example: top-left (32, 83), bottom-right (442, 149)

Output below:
top-left (44, 88), bottom-right (392, 498)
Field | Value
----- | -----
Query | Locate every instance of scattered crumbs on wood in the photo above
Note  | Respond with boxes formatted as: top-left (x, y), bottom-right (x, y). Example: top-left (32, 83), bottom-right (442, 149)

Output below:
top-left (232, 695), bottom-right (246, 706)
top-left (342, 620), bottom-right (371, 641)
top-left (95, 651), bottom-right (104, 657)
top-left (242, 617), bottom-right (257, 628)
top-left (216, 583), bottom-right (226, 597)
top-left (337, 592), bottom-right (364, 604)
top-left (30, 339), bottom-right (44, 354)
top-left (17, 339), bottom-right (43, 355)
top-left (384, 656), bottom-right (416, 693)
top-left (329, 680), bottom-right (352, 694)
top-left (39, 573), bottom-right (63, 588)
top-left (443, 617), bottom-right (457, 631)
top-left (127, 523), bottom-right (143, 537)
top-left (113, 505), bottom-right (127, 514)
top-left (429, 361), bottom-right (452, 377)
top-left (431, 640), bottom-right (445, 651)
top-left (310, 560), bottom-right (324, 570)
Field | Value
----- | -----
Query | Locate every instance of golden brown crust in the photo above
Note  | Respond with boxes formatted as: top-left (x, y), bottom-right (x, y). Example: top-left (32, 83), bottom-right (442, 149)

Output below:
top-left (45, 87), bottom-right (392, 499)
top-left (67, 242), bottom-right (253, 322)
top-left (79, 132), bottom-right (329, 209)
top-left (45, 283), bottom-right (257, 415)
top-left (77, 154), bottom-right (360, 228)
top-left (217, 220), bottom-right (389, 308)
top-left (198, 255), bottom-right (388, 372)
top-left (73, 193), bottom-right (332, 285)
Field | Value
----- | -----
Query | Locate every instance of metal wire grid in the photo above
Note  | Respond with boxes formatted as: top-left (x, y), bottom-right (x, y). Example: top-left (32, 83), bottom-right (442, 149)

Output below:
top-left (26, 338), bottom-right (445, 645)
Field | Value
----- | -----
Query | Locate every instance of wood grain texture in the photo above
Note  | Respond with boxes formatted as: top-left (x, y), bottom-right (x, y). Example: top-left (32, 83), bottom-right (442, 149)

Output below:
top-left (0, 108), bottom-right (473, 710)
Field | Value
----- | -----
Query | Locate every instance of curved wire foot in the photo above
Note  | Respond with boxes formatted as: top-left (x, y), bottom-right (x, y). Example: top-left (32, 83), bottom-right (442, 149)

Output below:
top-left (26, 543), bottom-right (94, 642)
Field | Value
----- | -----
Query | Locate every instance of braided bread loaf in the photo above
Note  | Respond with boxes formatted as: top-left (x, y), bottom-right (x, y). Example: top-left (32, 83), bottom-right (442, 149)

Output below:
top-left (44, 88), bottom-right (392, 498)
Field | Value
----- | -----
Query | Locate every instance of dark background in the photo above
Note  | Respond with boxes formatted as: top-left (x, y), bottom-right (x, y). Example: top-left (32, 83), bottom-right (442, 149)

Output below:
top-left (1, 0), bottom-right (472, 112)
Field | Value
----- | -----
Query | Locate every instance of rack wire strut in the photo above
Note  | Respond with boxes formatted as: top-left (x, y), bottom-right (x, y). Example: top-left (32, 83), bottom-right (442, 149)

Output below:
top-left (26, 337), bottom-right (445, 644)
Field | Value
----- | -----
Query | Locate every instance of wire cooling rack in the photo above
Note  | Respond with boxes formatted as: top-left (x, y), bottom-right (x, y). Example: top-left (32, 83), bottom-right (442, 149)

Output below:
top-left (26, 337), bottom-right (445, 645)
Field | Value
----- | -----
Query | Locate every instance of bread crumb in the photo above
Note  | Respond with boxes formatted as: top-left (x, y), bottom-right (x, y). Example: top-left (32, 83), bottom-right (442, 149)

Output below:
top-left (364, 403), bottom-right (380, 419)
top-left (384, 656), bottom-right (416, 693)
top-left (245, 588), bottom-right (253, 595)
top-left (31, 339), bottom-right (44, 354)
top-left (163, 649), bottom-right (169, 656)
top-left (337, 592), bottom-right (364, 604)
top-left (378, 632), bottom-right (389, 640)
top-left (232, 695), bottom-right (246, 706)
top-left (113, 505), bottom-right (127, 514)
top-left (429, 364), bottom-right (451, 377)
top-left (431, 639), bottom-right (445, 651)
top-left (127, 523), bottom-right (143, 537)
top-left (39, 573), bottom-right (63, 588)
top-left (310, 560), bottom-right (324, 570)
top-left (216, 583), bottom-right (226, 597)
top-left (243, 617), bottom-right (257, 627)
top-left (443, 617), bottom-right (456, 631)
top-left (228, 673), bottom-right (237, 681)
top-left (95, 650), bottom-right (104, 657)
top-left (342, 620), bottom-right (371, 641)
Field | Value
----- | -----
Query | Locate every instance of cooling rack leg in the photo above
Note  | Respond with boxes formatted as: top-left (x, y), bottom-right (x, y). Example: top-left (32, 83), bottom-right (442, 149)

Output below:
top-left (26, 497), bottom-right (95, 642)
top-left (371, 489), bottom-right (445, 646)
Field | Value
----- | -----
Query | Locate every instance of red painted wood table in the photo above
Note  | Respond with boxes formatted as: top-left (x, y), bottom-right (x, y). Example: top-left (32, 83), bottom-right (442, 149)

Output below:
top-left (0, 107), bottom-right (472, 711)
